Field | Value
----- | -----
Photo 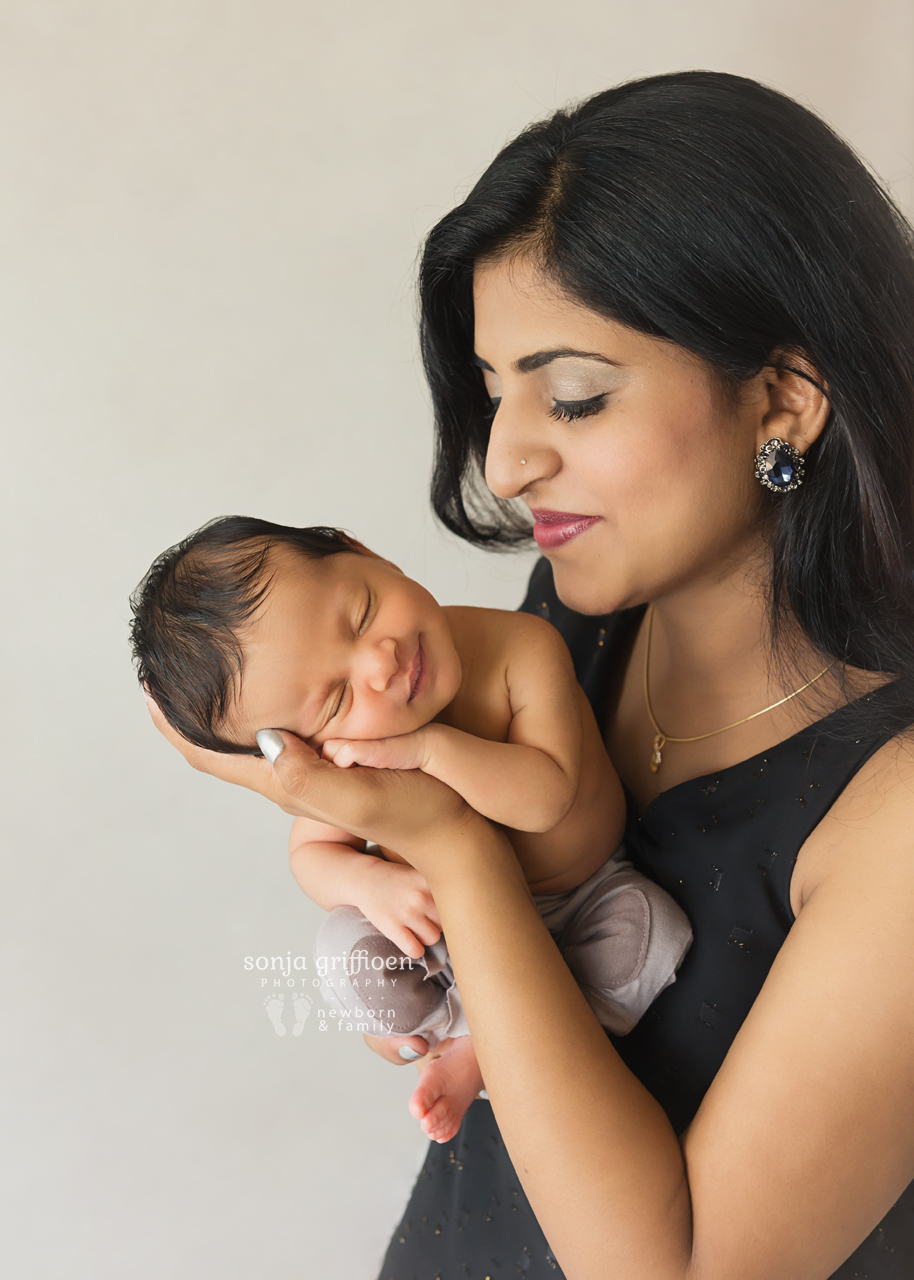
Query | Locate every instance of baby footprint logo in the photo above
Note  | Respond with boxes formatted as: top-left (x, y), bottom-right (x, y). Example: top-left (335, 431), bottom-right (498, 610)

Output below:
top-left (263, 991), bottom-right (286, 1036)
top-left (291, 992), bottom-right (313, 1036)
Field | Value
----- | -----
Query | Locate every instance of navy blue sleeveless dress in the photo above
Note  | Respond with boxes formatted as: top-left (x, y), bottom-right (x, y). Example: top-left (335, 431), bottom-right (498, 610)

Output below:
top-left (378, 559), bottom-right (914, 1279)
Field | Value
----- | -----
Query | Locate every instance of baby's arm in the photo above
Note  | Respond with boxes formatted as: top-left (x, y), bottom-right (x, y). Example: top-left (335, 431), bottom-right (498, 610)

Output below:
top-left (325, 614), bottom-right (583, 834)
top-left (288, 817), bottom-right (442, 960)
top-left (425, 616), bottom-right (582, 833)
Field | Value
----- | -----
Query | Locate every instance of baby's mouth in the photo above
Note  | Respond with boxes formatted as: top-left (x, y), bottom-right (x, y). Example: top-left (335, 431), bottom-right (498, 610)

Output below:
top-left (407, 641), bottom-right (425, 702)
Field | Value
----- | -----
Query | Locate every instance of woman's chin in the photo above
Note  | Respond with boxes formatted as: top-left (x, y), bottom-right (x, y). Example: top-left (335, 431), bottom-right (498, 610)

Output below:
top-left (549, 559), bottom-right (631, 618)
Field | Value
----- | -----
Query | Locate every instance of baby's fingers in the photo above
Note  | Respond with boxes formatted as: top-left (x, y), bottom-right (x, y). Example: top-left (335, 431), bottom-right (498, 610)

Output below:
top-left (321, 739), bottom-right (356, 767)
top-left (412, 917), bottom-right (442, 948)
top-left (388, 925), bottom-right (427, 961)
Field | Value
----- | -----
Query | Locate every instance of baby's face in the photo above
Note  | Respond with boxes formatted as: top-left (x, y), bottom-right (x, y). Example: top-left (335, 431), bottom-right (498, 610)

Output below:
top-left (227, 548), bottom-right (462, 751)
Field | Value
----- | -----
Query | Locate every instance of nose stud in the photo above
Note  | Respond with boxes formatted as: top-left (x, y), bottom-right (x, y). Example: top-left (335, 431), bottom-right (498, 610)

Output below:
top-left (520, 459), bottom-right (526, 465)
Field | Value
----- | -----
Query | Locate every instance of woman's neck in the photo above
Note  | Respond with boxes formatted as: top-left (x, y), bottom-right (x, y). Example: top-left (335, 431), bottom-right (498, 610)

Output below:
top-left (606, 541), bottom-right (839, 808)
top-left (647, 550), bottom-right (784, 726)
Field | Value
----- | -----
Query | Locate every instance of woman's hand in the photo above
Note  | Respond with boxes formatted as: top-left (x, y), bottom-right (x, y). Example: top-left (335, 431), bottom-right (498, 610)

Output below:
top-left (362, 1032), bottom-right (430, 1066)
top-left (145, 695), bottom-right (477, 872)
top-left (146, 693), bottom-right (306, 813)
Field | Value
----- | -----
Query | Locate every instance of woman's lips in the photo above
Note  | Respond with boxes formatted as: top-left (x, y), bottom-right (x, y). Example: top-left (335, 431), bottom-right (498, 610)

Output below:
top-left (530, 509), bottom-right (602, 549)
top-left (407, 641), bottom-right (426, 702)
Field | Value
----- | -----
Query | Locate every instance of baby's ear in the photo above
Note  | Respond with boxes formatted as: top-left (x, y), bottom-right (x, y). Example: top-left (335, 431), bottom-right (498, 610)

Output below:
top-left (341, 534), bottom-right (402, 574)
top-left (341, 534), bottom-right (377, 558)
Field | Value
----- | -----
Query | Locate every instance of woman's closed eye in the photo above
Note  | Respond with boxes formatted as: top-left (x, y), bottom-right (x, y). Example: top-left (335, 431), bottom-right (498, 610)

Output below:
top-left (549, 392), bottom-right (609, 422)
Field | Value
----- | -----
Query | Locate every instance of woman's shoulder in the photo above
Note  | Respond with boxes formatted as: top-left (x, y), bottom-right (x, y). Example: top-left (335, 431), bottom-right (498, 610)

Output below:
top-left (792, 727), bottom-right (914, 917)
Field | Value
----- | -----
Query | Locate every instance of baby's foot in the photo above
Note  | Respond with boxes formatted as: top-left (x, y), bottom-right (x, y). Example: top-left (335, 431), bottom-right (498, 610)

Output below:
top-left (291, 992), bottom-right (312, 1035)
top-left (263, 991), bottom-right (286, 1036)
top-left (407, 1036), bottom-right (484, 1144)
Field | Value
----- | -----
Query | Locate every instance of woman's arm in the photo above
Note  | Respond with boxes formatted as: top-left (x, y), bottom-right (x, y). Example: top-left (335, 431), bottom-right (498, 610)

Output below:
top-left (148, 696), bottom-right (914, 1278)
top-left (412, 735), bottom-right (914, 1280)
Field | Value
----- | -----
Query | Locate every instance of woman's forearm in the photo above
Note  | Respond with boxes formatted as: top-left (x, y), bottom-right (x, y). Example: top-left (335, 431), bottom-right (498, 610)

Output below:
top-left (425, 819), bottom-right (693, 1280)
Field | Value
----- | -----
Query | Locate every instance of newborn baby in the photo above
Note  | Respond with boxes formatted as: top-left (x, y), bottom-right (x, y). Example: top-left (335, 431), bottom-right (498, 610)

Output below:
top-left (131, 516), bottom-right (692, 1143)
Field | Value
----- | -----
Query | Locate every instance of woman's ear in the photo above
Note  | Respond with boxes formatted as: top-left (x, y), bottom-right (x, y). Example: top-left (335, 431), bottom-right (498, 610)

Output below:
top-left (755, 352), bottom-right (831, 456)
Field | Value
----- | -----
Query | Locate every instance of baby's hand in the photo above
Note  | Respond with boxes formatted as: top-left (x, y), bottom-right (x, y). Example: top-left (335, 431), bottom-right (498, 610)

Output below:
top-left (355, 859), bottom-right (442, 960)
top-left (323, 729), bottom-right (430, 772)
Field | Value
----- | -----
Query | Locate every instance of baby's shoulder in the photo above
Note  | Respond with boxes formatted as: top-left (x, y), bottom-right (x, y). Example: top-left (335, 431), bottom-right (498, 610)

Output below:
top-left (442, 604), bottom-right (557, 649)
top-left (438, 608), bottom-right (577, 739)
top-left (442, 606), bottom-right (571, 682)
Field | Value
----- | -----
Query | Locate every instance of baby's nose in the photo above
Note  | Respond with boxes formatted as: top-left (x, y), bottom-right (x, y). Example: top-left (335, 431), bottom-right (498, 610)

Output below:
top-left (363, 636), bottom-right (400, 692)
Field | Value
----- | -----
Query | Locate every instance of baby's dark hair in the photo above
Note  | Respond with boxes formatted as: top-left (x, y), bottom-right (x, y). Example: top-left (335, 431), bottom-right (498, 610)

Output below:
top-left (130, 516), bottom-right (358, 755)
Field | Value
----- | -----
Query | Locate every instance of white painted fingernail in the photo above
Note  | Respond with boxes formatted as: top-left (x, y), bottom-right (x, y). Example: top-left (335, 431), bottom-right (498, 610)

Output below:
top-left (398, 1046), bottom-right (421, 1061)
top-left (256, 729), bottom-right (285, 764)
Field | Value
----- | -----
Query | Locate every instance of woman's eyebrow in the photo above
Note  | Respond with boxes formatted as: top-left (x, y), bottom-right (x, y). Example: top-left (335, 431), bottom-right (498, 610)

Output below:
top-left (473, 349), bottom-right (620, 374)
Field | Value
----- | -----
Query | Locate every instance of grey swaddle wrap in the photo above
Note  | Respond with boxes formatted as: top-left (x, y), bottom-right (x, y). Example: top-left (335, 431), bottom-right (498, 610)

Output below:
top-left (314, 847), bottom-right (692, 1046)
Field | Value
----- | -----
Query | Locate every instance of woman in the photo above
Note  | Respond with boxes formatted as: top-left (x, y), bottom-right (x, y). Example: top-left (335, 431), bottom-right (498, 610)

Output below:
top-left (152, 73), bottom-right (914, 1277)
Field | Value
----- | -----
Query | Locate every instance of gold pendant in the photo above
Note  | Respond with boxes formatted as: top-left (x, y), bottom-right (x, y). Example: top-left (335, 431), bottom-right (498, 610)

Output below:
top-left (650, 733), bottom-right (665, 773)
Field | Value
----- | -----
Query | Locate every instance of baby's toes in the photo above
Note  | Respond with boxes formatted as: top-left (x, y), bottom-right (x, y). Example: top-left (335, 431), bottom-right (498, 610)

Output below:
top-left (408, 1080), bottom-right (438, 1121)
top-left (420, 1095), bottom-right (451, 1131)
top-left (423, 1100), bottom-right (460, 1144)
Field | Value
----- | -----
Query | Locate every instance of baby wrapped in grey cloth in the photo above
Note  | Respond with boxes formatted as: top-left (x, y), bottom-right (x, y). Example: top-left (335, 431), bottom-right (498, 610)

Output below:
top-left (130, 516), bottom-right (692, 1141)
top-left (316, 845), bottom-right (691, 1045)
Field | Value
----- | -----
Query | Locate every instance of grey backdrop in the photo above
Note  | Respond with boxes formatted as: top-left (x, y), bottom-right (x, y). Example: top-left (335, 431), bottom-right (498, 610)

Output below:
top-left (2, 2), bottom-right (912, 1277)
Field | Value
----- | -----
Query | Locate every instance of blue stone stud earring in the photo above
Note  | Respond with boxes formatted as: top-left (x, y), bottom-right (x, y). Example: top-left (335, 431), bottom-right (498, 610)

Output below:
top-left (754, 437), bottom-right (805, 493)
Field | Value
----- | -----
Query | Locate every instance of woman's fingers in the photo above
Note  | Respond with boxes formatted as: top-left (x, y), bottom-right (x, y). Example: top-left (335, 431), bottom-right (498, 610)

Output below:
top-left (263, 729), bottom-right (386, 830)
top-left (145, 692), bottom-right (278, 791)
top-left (146, 694), bottom-right (343, 821)
top-left (146, 697), bottom-right (320, 816)
top-left (148, 686), bottom-right (478, 864)
top-left (362, 1033), bottom-right (429, 1065)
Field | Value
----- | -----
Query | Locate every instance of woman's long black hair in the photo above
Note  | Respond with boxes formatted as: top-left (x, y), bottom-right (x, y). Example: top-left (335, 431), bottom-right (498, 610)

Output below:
top-left (420, 70), bottom-right (914, 732)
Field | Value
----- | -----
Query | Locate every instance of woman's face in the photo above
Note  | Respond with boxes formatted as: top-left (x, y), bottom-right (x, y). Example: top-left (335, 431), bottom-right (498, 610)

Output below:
top-left (474, 256), bottom-right (769, 615)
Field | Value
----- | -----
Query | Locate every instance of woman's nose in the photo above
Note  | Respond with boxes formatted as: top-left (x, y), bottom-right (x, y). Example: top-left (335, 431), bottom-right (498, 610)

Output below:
top-left (359, 635), bottom-right (401, 693)
top-left (484, 407), bottom-right (558, 500)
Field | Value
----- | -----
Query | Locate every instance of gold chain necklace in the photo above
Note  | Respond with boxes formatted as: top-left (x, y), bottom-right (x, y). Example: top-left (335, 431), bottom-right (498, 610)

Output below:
top-left (643, 606), bottom-right (834, 773)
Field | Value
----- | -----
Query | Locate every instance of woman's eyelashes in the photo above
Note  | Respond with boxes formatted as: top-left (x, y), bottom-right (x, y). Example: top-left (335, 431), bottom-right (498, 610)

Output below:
top-left (549, 392), bottom-right (609, 422)
top-left (484, 392), bottom-right (608, 421)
